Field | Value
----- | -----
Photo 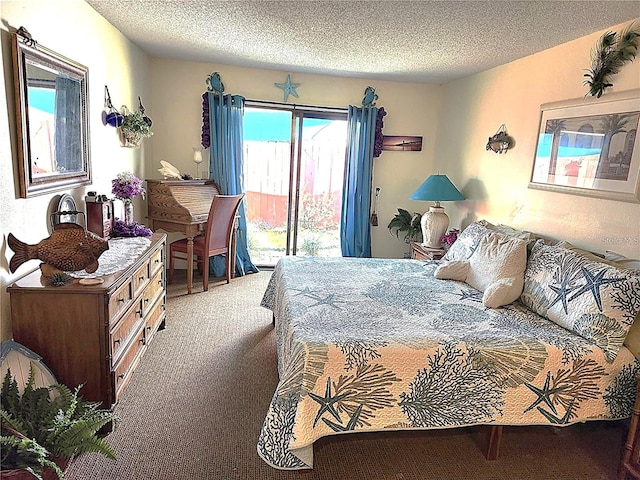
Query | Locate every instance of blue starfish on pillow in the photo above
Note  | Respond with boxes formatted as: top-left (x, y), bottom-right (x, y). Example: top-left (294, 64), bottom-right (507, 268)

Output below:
top-left (567, 266), bottom-right (625, 311)
top-left (548, 276), bottom-right (580, 314)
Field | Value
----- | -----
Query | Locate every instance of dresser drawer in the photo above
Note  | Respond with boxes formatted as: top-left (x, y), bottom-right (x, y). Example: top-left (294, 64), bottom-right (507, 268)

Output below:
top-left (142, 270), bottom-right (164, 317)
top-left (144, 294), bottom-right (166, 346)
top-left (149, 247), bottom-right (164, 277)
top-left (110, 303), bottom-right (144, 366)
top-left (113, 329), bottom-right (145, 401)
top-left (108, 280), bottom-right (133, 321)
top-left (132, 262), bottom-right (149, 298)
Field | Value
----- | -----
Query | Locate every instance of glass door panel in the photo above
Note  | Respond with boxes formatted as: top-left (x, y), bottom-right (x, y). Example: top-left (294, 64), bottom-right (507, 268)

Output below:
top-left (244, 107), bottom-right (347, 267)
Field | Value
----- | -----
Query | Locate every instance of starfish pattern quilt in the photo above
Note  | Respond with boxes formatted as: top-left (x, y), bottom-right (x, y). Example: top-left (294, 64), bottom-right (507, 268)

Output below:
top-left (258, 257), bottom-right (639, 470)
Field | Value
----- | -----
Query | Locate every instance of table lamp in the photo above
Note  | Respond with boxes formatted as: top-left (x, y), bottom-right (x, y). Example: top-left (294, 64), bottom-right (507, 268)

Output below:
top-left (410, 174), bottom-right (464, 248)
top-left (193, 147), bottom-right (204, 179)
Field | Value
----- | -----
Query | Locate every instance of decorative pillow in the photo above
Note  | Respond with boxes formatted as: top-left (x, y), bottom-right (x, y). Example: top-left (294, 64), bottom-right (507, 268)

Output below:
top-left (466, 232), bottom-right (527, 308)
top-left (555, 241), bottom-right (612, 264)
top-left (605, 250), bottom-right (640, 271)
top-left (624, 312), bottom-right (640, 359)
top-left (489, 224), bottom-right (540, 253)
top-left (521, 241), bottom-right (640, 362)
top-left (442, 220), bottom-right (493, 262)
top-left (434, 261), bottom-right (469, 281)
top-left (436, 232), bottom-right (527, 308)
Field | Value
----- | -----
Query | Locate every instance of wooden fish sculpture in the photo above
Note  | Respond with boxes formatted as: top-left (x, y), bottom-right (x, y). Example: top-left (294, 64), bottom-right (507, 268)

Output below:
top-left (8, 224), bottom-right (109, 273)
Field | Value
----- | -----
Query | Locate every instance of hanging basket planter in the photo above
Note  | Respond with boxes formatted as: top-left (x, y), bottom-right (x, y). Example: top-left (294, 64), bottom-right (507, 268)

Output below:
top-left (118, 105), bottom-right (153, 148)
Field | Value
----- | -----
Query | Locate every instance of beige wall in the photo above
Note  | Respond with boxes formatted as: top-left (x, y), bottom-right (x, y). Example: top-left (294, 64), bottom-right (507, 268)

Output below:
top-left (1, 7), bottom-right (638, 342)
top-left (149, 58), bottom-right (440, 259)
top-left (435, 20), bottom-right (640, 258)
top-left (0, 0), bottom-right (151, 340)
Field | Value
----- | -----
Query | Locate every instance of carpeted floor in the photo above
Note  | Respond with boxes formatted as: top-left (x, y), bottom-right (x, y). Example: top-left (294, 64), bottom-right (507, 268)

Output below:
top-left (65, 270), bottom-right (626, 480)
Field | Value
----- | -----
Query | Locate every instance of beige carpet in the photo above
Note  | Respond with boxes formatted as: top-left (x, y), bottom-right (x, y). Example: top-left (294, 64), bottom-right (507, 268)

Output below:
top-left (65, 270), bottom-right (626, 480)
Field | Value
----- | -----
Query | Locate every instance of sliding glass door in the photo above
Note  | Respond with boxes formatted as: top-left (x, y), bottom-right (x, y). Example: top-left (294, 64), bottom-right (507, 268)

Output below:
top-left (243, 106), bottom-right (347, 267)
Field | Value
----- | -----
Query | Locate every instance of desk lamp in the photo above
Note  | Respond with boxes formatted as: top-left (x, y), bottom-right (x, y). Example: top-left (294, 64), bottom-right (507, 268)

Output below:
top-left (193, 147), bottom-right (204, 179)
top-left (410, 174), bottom-right (464, 248)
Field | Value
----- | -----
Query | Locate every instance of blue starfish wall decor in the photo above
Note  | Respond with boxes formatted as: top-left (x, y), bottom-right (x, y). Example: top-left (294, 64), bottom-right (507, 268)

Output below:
top-left (275, 74), bottom-right (300, 102)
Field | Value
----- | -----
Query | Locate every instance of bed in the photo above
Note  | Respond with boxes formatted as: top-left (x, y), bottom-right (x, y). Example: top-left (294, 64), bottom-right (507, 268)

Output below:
top-left (257, 243), bottom-right (640, 470)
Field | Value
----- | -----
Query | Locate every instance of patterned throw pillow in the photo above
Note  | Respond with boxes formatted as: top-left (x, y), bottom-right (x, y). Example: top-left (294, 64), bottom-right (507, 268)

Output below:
top-left (521, 241), bottom-right (640, 362)
top-left (442, 221), bottom-right (492, 261)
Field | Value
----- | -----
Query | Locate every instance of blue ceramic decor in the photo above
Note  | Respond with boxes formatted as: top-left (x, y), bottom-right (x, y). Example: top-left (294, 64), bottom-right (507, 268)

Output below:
top-left (206, 72), bottom-right (225, 94)
top-left (103, 85), bottom-right (123, 127)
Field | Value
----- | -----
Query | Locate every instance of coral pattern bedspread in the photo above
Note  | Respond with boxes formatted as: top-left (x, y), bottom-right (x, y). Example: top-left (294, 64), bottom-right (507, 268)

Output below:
top-left (257, 257), bottom-right (638, 470)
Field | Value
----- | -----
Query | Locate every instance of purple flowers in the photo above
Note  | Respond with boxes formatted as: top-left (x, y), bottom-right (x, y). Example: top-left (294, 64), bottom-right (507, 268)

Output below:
top-left (111, 172), bottom-right (145, 200)
top-left (112, 220), bottom-right (152, 238)
top-left (440, 228), bottom-right (460, 246)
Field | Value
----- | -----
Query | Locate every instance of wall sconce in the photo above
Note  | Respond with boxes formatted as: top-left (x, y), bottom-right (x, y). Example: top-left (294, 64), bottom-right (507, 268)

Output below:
top-left (486, 124), bottom-right (514, 154)
top-left (193, 147), bottom-right (204, 179)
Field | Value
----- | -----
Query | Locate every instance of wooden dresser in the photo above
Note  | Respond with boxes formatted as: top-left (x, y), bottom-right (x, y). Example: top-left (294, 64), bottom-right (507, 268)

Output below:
top-left (7, 233), bottom-right (167, 411)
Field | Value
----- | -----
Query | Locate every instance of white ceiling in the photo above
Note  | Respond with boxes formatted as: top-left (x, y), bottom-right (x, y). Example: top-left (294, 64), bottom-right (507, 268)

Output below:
top-left (86, 0), bottom-right (640, 84)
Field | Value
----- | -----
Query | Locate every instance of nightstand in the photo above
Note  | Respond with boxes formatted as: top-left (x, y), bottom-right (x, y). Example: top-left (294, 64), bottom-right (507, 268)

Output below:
top-left (619, 374), bottom-right (640, 479)
top-left (410, 242), bottom-right (446, 260)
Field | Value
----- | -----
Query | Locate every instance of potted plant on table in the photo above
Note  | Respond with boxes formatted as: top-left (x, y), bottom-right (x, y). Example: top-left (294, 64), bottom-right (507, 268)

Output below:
top-left (387, 208), bottom-right (423, 243)
top-left (1, 367), bottom-right (118, 480)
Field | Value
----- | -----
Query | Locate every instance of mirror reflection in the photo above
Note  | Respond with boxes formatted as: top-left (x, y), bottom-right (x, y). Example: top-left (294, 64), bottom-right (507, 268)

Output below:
top-left (13, 28), bottom-right (91, 197)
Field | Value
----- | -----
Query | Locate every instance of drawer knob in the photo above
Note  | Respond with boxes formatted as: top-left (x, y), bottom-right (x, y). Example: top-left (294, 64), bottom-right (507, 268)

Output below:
top-left (144, 298), bottom-right (149, 304)
top-left (114, 338), bottom-right (121, 345)
top-left (118, 373), bottom-right (125, 380)
top-left (117, 297), bottom-right (125, 303)
top-left (139, 276), bottom-right (145, 281)
top-left (136, 309), bottom-right (143, 316)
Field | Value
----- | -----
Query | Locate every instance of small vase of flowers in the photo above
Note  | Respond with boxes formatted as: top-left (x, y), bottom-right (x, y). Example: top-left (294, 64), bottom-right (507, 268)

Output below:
top-left (111, 172), bottom-right (146, 230)
top-left (440, 228), bottom-right (460, 250)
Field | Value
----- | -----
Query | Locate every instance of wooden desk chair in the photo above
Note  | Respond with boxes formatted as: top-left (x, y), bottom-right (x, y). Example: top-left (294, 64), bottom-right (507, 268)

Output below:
top-left (168, 194), bottom-right (244, 291)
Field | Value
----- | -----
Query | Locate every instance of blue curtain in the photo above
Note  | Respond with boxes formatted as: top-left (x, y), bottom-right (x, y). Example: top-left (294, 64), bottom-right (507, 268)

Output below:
top-left (54, 77), bottom-right (81, 172)
top-left (207, 92), bottom-right (259, 277)
top-left (340, 105), bottom-right (378, 257)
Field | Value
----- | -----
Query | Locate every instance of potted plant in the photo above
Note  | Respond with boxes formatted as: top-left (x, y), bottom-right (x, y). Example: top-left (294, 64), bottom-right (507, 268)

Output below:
top-left (118, 105), bottom-right (153, 147)
top-left (1, 367), bottom-right (118, 480)
top-left (387, 208), bottom-right (423, 243)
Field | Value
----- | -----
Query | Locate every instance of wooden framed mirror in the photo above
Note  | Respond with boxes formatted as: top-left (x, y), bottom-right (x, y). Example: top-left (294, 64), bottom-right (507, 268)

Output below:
top-left (12, 28), bottom-right (91, 198)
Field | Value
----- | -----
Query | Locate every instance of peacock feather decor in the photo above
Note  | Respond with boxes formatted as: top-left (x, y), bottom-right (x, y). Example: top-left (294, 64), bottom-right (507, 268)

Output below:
top-left (583, 22), bottom-right (640, 98)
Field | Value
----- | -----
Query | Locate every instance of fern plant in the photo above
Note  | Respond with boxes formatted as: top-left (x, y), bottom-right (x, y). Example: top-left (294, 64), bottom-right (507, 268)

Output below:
top-left (1, 366), bottom-right (118, 479)
top-left (387, 208), bottom-right (422, 243)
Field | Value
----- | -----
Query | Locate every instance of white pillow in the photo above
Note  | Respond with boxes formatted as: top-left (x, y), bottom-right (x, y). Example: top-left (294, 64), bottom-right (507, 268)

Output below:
top-left (434, 261), bottom-right (469, 281)
top-left (466, 232), bottom-right (527, 308)
top-left (435, 232), bottom-right (527, 308)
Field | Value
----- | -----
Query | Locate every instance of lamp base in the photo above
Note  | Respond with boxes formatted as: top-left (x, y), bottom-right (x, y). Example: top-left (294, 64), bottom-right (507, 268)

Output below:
top-left (420, 205), bottom-right (449, 249)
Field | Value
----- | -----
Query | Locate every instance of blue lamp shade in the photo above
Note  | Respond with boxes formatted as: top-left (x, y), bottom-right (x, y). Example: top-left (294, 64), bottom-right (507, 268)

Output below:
top-left (410, 174), bottom-right (465, 202)
top-left (410, 174), bottom-right (464, 249)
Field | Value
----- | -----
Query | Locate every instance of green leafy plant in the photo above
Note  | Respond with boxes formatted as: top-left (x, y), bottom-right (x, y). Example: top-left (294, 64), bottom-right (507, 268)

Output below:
top-left (119, 106), bottom-right (153, 146)
top-left (584, 22), bottom-right (640, 98)
top-left (387, 208), bottom-right (422, 243)
top-left (1, 366), bottom-right (118, 479)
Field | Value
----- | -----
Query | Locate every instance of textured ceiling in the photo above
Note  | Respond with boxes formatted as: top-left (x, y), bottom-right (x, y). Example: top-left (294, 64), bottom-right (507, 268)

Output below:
top-left (86, 0), bottom-right (640, 84)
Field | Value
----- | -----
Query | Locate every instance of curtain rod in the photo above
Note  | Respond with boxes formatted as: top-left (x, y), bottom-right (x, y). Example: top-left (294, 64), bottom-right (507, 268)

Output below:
top-left (245, 99), bottom-right (348, 114)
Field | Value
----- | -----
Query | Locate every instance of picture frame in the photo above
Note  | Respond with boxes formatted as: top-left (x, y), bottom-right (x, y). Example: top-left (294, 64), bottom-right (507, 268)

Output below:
top-left (382, 135), bottom-right (422, 151)
top-left (528, 88), bottom-right (640, 203)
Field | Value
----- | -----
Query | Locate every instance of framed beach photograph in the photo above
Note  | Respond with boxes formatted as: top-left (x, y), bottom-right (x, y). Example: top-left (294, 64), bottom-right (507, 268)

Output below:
top-left (529, 89), bottom-right (640, 203)
top-left (382, 135), bottom-right (423, 151)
